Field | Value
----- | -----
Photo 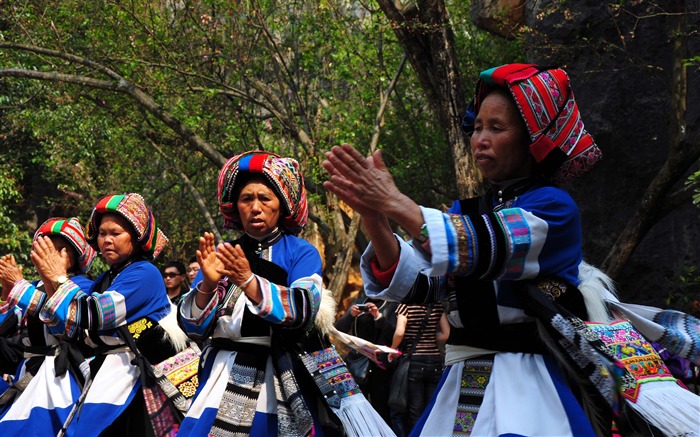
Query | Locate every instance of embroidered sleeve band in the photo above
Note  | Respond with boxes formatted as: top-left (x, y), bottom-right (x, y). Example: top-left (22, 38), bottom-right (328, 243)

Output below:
top-left (248, 274), bottom-right (321, 328)
top-left (445, 208), bottom-right (546, 280)
top-left (9, 279), bottom-right (47, 318)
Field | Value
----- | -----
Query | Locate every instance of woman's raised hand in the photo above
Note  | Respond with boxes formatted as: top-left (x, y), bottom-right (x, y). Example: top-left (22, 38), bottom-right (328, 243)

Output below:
top-left (0, 255), bottom-right (23, 298)
top-left (323, 144), bottom-right (402, 217)
top-left (215, 242), bottom-right (252, 287)
top-left (324, 143), bottom-right (424, 242)
top-left (196, 232), bottom-right (224, 292)
top-left (30, 236), bottom-right (69, 295)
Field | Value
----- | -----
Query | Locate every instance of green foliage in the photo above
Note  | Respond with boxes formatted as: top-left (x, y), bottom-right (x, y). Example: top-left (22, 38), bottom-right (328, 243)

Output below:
top-left (683, 55), bottom-right (700, 68)
top-left (687, 169), bottom-right (700, 207)
top-left (0, 0), bottom-right (523, 271)
top-left (665, 265), bottom-right (700, 312)
top-left (0, 162), bottom-right (32, 264)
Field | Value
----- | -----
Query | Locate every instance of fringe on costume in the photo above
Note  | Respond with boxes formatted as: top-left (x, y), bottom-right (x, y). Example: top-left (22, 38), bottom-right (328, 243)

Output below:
top-left (578, 260), bottom-right (618, 323)
top-left (306, 291), bottom-right (397, 436)
top-left (316, 288), bottom-right (399, 362)
top-left (158, 303), bottom-right (189, 352)
top-left (314, 288), bottom-right (338, 336)
top-left (624, 380), bottom-right (700, 437)
top-left (330, 391), bottom-right (396, 437)
top-left (576, 261), bottom-right (700, 436)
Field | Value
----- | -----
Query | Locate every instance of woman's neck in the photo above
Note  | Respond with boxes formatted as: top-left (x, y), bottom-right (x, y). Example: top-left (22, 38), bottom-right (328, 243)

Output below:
top-left (245, 227), bottom-right (280, 241)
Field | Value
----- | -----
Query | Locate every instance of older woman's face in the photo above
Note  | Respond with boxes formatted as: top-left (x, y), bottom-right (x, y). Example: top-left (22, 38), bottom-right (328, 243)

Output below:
top-left (237, 178), bottom-right (281, 238)
top-left (470, 90), bottom-right (534, 183)
top-left (97, 213), bottom-right (136, 267)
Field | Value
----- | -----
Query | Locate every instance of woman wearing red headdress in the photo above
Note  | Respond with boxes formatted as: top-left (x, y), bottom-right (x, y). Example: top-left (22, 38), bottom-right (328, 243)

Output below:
top-left (323, 65), bottom-right (610, 436)
top-left (0, 217), bottom-right (96, 435)
top-left (178, 151), bottom-right (394, 436)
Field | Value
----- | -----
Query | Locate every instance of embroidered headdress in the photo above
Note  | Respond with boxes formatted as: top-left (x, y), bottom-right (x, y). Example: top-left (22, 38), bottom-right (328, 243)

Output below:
top-left (86, 193), bottom-right (168, 260)
top-left (34, 217), bottom-right (97, 274)
top-left (463, 63), bottom-right (602, 183)
top-left (217, 151), bottom-right (308, 235)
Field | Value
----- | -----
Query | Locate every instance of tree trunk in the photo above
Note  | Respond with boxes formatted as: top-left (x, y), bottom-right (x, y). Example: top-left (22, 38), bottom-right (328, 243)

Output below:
top-left (376, 0), bottom-right (483, 198)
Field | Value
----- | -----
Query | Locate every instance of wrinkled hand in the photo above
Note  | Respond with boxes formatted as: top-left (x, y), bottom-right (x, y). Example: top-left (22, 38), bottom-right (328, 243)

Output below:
top-left (0, 255), bottom-right (24, 296)
top-left (196, 232), bottom-right (224, 291)
top-left (30, 236), bottom-right (69, 285)
top-left (215, 242), bottom-right (252, 287)
top-left (322, 144), bottom-right (402, 217)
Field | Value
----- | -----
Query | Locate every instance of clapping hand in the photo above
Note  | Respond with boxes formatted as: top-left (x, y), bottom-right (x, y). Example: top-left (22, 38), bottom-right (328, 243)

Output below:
top-left (0, 255), bottom-right (23, 299)
top-left (215, 242), bottom-right (252, 288)
top-left (323, 144), bottom-right (402, 218)
top-left (196, 232), bottom-right (224, 293)
top-left (30, 236), bottom-right (69, 295)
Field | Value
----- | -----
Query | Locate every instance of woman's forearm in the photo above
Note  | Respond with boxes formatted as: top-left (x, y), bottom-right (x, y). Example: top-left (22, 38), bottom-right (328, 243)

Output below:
top-left (362, 214), bottom-right (400, 270)
top-left (381, 192), bottom-right (425, 241)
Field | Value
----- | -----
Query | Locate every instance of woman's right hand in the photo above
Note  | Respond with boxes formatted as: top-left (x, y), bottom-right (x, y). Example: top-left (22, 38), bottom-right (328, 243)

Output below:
top-left (322, 144), bottom-right (400, 217)
top-left (196, 232), bottom-right (223, 293)
top-left (30, 236), bottom-right (69, 297)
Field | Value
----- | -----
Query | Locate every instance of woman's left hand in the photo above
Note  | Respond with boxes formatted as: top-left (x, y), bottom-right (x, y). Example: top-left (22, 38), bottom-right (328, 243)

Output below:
top-left (215, 242), bottom-right (253, 287)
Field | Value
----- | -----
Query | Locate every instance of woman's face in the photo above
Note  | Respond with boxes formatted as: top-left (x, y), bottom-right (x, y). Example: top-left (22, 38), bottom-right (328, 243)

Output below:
top-left (237, 178), bottom-right (281, 238)
top-left (97, 213), bottom-right (136, 267)
top-left (470, 89), bottom-right (534, 183)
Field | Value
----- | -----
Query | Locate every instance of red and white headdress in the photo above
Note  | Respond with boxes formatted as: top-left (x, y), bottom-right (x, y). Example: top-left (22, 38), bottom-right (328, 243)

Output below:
top-left (467, 63), bottom-right (602, 184)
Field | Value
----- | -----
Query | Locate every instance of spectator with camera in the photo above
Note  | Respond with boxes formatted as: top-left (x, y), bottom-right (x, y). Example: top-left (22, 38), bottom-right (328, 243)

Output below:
top-left (335, 295), bottom-right (399, 433)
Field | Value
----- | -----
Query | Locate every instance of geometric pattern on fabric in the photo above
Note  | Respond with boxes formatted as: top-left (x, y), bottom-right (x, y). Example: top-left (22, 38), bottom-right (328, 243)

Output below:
top-left (210, 361), bottom-right (265, 437)
top-left (86, 193), bottom-right (168, 259)
top-left (586, 320), bottom-right (681, 402)
top-left (453, 356), bottom-right (494, 436)
top-left (471, 63), bottom-right (602, 183)
top-left (217, 150), bottom-right (308, 235)
top-left (447, 208), bottom-right (533, 281)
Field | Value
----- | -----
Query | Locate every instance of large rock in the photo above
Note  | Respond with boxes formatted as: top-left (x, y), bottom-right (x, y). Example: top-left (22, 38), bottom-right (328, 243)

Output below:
top-left (470, 0), bottom-right (526, 39)
top-left (471, 0), bottom-right (700, 308)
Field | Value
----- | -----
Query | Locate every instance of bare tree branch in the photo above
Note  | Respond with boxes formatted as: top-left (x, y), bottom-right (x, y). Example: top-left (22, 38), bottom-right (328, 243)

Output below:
top-left (0, 43), bottom-right (227, 168)
top-left (327, 53), bottom-right (408, 299)
top-left (147, 138), bottom-right (223, 242)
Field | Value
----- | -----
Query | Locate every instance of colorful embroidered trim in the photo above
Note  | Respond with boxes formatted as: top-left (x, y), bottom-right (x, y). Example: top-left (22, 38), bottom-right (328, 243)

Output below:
top-left (586, 320), bottom-right (679, 402)
top-left (34, 217), bottom-right (96, 274)
top-left (217, 151), bottom-right (308, 235)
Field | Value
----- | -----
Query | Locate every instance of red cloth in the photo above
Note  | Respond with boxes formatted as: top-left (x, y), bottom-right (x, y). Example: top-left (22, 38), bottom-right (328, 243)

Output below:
top-left (473, 64), bottom-right (602, 184)
top-left (369, 255), bottom-right (399, 288)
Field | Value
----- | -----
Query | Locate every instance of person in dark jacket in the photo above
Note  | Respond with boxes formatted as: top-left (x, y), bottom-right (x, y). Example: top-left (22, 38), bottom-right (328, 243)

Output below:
top-left (336, 295), bottom-right (399, 431)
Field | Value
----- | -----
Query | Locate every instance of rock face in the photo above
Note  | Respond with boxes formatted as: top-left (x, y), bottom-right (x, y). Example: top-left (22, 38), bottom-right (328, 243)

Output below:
top-left (470, 0), bottom-right (526, 39)
top-left (471, 0), bottom-right (700, 309)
